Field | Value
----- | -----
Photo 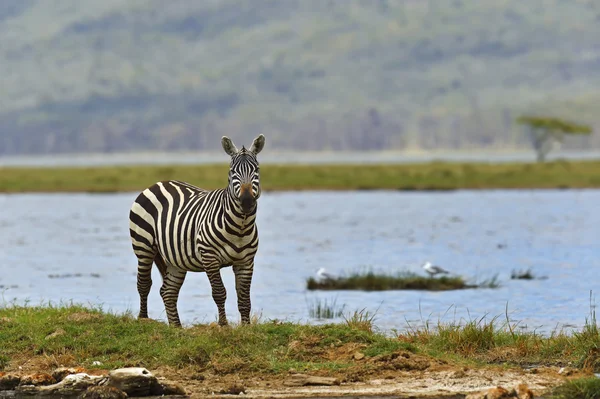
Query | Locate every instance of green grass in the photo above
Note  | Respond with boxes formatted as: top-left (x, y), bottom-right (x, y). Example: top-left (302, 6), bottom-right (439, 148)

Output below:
top-left (307, 270), bottom-right (499, 291)
top-left (548, 378), bottom-right (600, 399)
top-left (2, 160), bottom-right (600, 193)
top-left (400, 300), bottom-right (600, 370)
top-left (2, 302), bottom-right (600, 378)
top-left (0, 303), bottom-right (406, 374)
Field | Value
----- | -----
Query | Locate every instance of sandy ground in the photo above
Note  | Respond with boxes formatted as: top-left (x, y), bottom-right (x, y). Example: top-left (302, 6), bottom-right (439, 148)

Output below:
top-left (156, 364), bottom-right (574, 398)
top-left (2, 349), bottom-right (588, 398)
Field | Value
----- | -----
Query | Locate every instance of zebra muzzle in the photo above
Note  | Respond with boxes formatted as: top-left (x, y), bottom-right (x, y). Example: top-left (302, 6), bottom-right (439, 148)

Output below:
top-left (240, 185), bottom-right (256, 213)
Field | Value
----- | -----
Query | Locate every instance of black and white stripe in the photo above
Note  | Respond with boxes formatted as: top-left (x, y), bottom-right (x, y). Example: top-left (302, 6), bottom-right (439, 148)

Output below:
top-left (129, 135), bottom-right (265, 327)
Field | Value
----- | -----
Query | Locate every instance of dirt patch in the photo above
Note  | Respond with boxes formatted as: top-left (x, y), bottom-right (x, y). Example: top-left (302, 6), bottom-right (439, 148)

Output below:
top-left (151, 364), bottom-right (575, 398)
top-left (1, 351), bottom-right (590, 398)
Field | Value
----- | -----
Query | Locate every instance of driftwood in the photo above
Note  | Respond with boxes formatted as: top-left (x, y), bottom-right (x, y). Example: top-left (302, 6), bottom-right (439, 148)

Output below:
top-left (8, 373), bottom-right (105, 398)
top-left (0, 368), bottom-right (187, 399)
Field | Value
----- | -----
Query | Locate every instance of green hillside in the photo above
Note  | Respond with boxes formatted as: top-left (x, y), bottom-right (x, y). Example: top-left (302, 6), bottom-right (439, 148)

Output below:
top-left (1, 0), bottom-right (600, 154)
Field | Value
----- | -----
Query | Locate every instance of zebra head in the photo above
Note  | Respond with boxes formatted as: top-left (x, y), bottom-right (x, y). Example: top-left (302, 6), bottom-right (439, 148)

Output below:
top-left (221, 134), bottom-right (265, 214)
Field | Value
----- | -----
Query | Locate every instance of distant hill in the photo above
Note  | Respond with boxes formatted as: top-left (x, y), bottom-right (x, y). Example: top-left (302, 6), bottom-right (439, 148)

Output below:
top-left (1, 0), bottom-right (600, 155)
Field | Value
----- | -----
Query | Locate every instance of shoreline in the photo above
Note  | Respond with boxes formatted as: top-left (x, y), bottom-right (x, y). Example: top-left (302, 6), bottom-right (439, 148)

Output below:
top-left (0, 304), bottom-right (595, 398)
top-left (1, 159), bottom-right (600, 193)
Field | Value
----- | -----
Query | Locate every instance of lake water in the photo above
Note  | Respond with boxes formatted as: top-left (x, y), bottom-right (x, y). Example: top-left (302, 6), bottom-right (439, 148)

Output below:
top-left (1, 190), bottom-right (598, 335)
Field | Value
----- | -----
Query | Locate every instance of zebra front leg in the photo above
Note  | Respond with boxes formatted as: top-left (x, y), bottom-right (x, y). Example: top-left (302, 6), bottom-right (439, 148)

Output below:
top-left (206, 267), bottom-right (228, 326)
top-left (159, 267), bottom-right (187, 327)
top-left (233, 262), bottom-right (254, 324)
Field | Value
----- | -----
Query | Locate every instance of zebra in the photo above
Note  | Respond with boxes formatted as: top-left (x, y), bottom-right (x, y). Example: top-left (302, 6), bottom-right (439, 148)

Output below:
top-left (128, 134), bottom-right (265, 327)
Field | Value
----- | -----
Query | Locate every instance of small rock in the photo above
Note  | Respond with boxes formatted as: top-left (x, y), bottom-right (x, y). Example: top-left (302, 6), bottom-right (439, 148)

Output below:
top-left (484, 386), bottom-right (512, 399)
top-left (79, 385), bottom-right (128, 399)
top-left (465, 386), bottom-right (512, 399)
top-left (353, 352), bottom-right (365, 361)
top-left (558, 366), bottom-right (574, 376)
top-left (92, 361), bottom-right (103, 366)
top-left (45, 328), bottom-right (66, 340)
top-left (108, 367), bottom-right (157, 397)
top-left (151, 379), bottom-right (187, 396)
top-left (515, 382), bottom-right (534, 399)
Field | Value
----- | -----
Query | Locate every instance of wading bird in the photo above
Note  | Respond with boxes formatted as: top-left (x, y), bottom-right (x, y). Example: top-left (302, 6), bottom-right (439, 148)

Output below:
top-left (316, 267), bottom-right (336, 281)
top-left (422, 262), bottom-right (450, 278)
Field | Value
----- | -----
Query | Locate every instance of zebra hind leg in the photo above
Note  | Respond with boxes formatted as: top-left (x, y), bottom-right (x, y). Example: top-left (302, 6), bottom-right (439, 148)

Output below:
top-left (136, 255), bottom-right (155, 320)
top-left (158, 261), bottom-right (187, 327)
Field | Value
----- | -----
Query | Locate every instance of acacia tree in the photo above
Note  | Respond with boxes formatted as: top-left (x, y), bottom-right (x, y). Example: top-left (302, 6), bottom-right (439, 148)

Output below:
top-left (516, 116), bottom-right (592, 162)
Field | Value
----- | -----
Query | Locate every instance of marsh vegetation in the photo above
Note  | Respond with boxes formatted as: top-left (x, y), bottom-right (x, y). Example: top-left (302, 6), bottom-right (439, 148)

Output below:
top-left (307, 270), bottom-right (500, 291)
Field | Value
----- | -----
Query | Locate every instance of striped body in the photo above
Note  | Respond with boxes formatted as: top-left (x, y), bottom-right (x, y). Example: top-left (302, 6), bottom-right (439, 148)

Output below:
top-left (129, 135), bottom-right (264, 326)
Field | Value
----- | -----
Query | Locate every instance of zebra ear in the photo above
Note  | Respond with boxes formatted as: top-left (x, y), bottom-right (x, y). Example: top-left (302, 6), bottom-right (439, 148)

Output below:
top-left (250, 134), bottom-right (265, 155)
top-left (221, 136), bottom-right (238, 156)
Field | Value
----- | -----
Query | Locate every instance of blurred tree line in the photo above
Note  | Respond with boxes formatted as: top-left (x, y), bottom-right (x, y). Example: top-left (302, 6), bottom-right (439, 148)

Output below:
top-left (1, 0), bottom-right (600, 154)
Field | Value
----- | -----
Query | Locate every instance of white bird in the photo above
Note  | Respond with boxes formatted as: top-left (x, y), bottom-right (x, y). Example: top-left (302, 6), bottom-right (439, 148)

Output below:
top-left (316, 267), bottom-right (336, 281)
top-left (422, 262), bottom-right (450, 277)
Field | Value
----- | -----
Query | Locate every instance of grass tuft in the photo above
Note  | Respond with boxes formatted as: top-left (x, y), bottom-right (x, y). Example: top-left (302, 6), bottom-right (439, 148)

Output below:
top-left (399, 298), bottom-right (600, 370)
top-left (306, 297), bottom-right (346, 319)
top-left (511, 268), bottom-right (535, 280)
top-left (343, 308), bottom-right (377, 333)
top-left (548, 377), bottom-right (600, 399)
top-left (474, 274), bottom-right (501, 289)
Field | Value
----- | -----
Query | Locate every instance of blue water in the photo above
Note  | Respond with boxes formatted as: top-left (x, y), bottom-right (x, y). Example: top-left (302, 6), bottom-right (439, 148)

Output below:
top-left (1, 190), bottom-right (598, 334)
